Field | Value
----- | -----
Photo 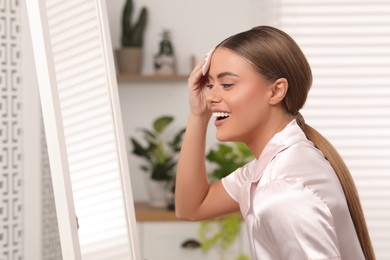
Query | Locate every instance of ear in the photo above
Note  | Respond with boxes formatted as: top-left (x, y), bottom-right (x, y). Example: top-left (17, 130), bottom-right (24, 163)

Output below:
top-left (269, 78), bottom-right (288, 105)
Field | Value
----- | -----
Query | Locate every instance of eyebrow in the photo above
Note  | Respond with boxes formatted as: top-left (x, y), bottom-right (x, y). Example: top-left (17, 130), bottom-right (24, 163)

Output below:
top-left (208, 71), bottom-right (239, 80)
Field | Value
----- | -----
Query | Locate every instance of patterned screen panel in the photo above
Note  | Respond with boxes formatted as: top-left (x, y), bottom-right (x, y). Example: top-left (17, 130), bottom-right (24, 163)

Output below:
top-left (0, 0), bottom-right (23, 259)
top-left (41, 126), bottom-right (62, 260)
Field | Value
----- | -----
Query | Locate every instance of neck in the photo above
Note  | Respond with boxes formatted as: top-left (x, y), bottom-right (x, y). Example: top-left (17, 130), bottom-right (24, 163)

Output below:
top-left (247, 112), bottom-right (294, 159)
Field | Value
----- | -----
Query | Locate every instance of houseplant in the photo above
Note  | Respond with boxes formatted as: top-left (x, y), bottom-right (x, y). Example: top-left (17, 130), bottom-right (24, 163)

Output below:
top-left (130, 115), bottom-right (185, 208)
top-left (116, 0), bottom-right (148, 73)
top-left (199, 142), bottom-right (253, 260)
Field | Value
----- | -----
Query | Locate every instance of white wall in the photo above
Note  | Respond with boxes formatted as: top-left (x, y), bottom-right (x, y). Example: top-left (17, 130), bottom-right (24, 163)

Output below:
top-left (106, 0), bottom-right (264, 201)
top-left (106, 0), bottom-right (262, 75)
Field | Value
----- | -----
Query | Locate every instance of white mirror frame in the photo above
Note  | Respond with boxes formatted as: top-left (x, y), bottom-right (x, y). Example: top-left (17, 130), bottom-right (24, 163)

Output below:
top-left (25, 0), bottom-right (141, 259)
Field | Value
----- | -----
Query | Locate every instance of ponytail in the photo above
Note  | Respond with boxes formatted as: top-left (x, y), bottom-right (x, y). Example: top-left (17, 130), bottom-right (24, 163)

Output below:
top-left (297, 114), bottom-right (376, 260)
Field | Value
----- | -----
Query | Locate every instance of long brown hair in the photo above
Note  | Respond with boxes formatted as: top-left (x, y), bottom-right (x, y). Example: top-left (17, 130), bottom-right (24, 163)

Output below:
top-left (217, 25), bottom-right (375, 259)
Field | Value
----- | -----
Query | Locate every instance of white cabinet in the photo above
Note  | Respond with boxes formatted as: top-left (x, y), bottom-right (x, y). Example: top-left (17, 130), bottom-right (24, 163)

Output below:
top-left (137, 221), bottom-right (249, 260)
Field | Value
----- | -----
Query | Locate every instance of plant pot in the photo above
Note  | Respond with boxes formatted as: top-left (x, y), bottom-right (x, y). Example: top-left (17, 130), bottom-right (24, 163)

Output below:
top-left (145, 179), bottom-right (169, 208)
top-left (116, 47), bottom-right (142, 74)
top-left (154, 54), bottom-right (176, 75)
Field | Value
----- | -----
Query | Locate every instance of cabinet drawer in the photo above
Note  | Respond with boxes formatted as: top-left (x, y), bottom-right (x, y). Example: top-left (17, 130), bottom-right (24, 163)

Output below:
top-left (139, 221), bottom-right (240, 260)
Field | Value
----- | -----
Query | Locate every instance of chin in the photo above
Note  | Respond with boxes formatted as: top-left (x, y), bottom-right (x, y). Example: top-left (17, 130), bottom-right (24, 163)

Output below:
top-left (216, 132), bottom-right (229, 142)
top-left (216, 132), bottom-right (240, 143)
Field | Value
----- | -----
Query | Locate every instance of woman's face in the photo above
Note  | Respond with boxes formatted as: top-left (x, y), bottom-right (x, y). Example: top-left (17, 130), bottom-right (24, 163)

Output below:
top-left (205, 48), bottom-right (274, 144)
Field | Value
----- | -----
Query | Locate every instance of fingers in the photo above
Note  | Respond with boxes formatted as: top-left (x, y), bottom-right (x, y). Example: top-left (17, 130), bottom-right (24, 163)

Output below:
top-left (187, 58), bottom-right (210, 116)
top-left (188, 48), bottom-right (215, 93)
top-left (190, 58), bottom-right (206, 78)
top-left (190, 49), bottom-right (214, 76)
top-left (189, 59), bottom-right (207, 88)
top-left (202, 49), bottom-right (214, 76)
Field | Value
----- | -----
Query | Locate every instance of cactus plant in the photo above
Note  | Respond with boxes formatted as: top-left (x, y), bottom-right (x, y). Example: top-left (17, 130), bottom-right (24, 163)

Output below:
top-left (121, 0), bottom-right (148, 48)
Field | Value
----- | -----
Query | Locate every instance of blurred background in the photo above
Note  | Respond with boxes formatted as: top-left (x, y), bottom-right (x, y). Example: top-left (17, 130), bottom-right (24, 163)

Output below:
top-left (1, 0), bottom-right (389, 259)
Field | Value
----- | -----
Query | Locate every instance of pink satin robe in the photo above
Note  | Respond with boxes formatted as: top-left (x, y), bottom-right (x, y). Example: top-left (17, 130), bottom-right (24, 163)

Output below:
top-left (222, 120), bottom-right (365, 260)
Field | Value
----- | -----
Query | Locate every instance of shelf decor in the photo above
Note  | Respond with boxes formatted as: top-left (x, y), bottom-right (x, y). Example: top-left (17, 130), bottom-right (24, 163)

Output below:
top-left (154, 30), bottom-right (176, 75)
top-left (116, 0), bottom-right (148, 74)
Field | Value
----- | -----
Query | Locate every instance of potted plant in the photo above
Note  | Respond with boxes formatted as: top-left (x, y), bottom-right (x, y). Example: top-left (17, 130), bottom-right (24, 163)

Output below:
top-left (199, 142), bottom-right (253, 260)
top-left (116, 0), bottom-right (148, 74)
top-left (130, 115), bottom-right (185, 208)
top-left (154, 29), bottom-right (176, 75)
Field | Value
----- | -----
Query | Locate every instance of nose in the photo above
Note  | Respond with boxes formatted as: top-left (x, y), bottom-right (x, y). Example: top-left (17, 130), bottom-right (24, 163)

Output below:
top-left (205, 86), bottom-right (222, 104)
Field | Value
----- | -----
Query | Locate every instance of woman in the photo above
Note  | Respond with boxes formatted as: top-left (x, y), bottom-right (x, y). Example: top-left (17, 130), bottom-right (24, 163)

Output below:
top-left (175, 26), bottom-right (375, 259)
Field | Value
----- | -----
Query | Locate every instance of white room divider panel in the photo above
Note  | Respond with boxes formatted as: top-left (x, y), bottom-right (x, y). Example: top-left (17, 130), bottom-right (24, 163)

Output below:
top-left (0, 0), bottom-right (23, 259)
top-left (25, 0), bottom-right (141, 259)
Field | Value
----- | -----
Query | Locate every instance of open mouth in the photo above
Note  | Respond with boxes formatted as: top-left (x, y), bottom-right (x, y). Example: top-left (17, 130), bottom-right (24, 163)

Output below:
top-left (213, 112), bottom-right (231, 121)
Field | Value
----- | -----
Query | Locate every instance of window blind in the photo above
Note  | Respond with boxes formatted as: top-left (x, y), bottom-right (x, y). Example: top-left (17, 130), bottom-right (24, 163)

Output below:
top-left (276, 1), bottom-right (390, 258)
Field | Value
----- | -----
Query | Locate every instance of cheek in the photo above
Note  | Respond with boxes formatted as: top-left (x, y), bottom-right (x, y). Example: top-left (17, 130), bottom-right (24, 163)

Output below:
top-left (231, 84), bottom-right (269, 118)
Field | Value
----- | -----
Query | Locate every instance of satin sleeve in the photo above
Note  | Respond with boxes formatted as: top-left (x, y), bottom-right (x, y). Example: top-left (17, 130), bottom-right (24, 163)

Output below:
top-left (221, 159), bottom-right (257, 202)
top-left (253, 180), bottom-right (341, 260)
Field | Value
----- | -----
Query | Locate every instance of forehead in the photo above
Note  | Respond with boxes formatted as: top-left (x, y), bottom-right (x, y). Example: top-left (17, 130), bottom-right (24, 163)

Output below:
top-left (209, 48), bottom-right (255, 75)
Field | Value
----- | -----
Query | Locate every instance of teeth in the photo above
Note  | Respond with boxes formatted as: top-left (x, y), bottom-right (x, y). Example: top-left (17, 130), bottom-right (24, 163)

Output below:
top-left (213, 112), bottom-right (231, 119)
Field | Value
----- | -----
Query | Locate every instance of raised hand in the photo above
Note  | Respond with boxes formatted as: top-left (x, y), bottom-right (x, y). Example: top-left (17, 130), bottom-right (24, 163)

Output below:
top-left (187, 53), bottom-right (213, 118)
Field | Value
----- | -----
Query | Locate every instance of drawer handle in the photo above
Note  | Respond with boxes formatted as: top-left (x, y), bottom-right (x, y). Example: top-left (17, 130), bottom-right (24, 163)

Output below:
top-left (181, 239), bottom-right (201, 249)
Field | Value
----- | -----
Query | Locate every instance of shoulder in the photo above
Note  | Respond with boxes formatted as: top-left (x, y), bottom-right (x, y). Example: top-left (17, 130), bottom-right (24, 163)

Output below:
top-left (278, 140), bottom-right (329, 168)
top-left (261, 139), bottom-right (346, 211)
top-left (268, 140), bottom-right (336, 182)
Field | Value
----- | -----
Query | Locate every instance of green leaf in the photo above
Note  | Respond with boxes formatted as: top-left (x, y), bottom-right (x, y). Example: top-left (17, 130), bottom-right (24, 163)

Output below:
top-left (169, 128), bottom-right (186, 152)
top-left (206, 142), bottom-right (254, 181)
top-left (130, 138), bottom-right (151, 160)
top-left (151, 162), bottom-right (173, 181)
top-left (220, 215), bottom-right (240, 249)
top-left (130, 115), bottom-right (184, 181)
top-left (198, 215), bottom-right (240, 253)
top-left (140, 128), bottom-right (157, 143)
top-left (153, 116), bottom-right (173, 133)
top-left (140, 165), bottom-right (149, 172)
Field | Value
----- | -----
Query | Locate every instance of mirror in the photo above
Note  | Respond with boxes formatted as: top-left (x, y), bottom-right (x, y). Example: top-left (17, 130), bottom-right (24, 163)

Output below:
top-left (25, 0), bottom-right (140, 259)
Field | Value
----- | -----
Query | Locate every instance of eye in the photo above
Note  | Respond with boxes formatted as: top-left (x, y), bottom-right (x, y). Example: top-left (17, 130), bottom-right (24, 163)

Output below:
top-left (205, 83), bottom-right (214, 89)
top-left (221, 83), bottom-right (234, 89)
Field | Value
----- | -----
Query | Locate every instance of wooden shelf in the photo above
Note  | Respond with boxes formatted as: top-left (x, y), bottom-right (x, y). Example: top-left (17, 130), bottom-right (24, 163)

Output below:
top-left (134, 202), bottom-right (177, 222)
top-left (117, 74), bottom-right (188, 82)
top-left (134, 202), bottom-right (243, 222)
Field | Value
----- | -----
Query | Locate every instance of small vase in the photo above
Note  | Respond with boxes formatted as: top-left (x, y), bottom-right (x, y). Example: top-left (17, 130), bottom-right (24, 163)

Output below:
top-left (145, 179), bottom-right (169, 208)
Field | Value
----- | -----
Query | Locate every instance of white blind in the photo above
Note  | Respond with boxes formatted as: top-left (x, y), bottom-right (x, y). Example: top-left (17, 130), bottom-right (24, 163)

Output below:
top-left (44, 0), bottom-right (133, 259)
top-left (276, 1), bottom-right (390, 259)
